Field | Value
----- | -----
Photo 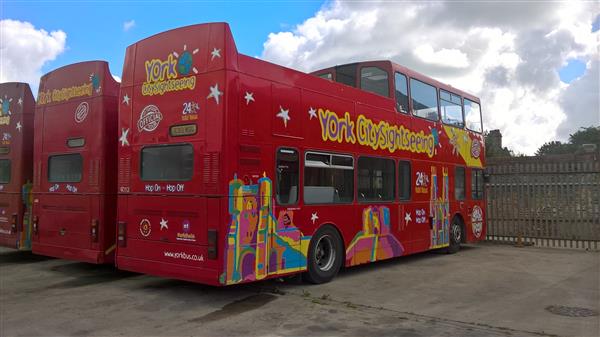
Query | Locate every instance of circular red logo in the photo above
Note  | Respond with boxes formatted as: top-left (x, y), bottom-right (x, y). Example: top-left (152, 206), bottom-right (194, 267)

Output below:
top-left (139, 219), bottom-right (151, 237)
top-left (137, 105), bottom-right (162, 132)
top-left (471, 139), bottom-right (481, 159)
top-left (75, 102), bottom-right (89, 123)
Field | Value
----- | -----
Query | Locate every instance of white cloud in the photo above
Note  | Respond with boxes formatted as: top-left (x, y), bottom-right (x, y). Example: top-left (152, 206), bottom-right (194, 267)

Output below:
top-left (0, 19), bottom-right (66, 95)
top-left (261, 1), bottom-right (600, 154)
top-left (112, 74), bottom-right (121, 83)
top-left (123, 20), bottom-right (135, 32)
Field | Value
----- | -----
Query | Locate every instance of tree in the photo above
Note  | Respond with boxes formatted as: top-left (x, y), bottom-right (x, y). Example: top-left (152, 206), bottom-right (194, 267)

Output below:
top-left (569, 126), bottom-right (600, 147)
top-left (534, 126), bottom-right (599, 156)
top-left (535, 141), bottom-right (574, 156)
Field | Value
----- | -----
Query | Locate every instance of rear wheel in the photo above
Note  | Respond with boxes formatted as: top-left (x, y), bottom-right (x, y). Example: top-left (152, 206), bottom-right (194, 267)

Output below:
top-left (447, 217), bottom-right (462, 254)
top-left (303, 226), bottom-right (343, 284)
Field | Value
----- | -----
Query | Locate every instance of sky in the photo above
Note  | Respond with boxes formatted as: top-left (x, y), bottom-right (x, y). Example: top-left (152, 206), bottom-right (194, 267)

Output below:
top-left (1, 0), bottom-right (599, 154)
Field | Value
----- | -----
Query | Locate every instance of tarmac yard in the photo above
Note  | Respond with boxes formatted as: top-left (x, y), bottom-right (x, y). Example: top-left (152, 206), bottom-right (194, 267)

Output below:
top-left (0, 244), bottom-right (598, 337)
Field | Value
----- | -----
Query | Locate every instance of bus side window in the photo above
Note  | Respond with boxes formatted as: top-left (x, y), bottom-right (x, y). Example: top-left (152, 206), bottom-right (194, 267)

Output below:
top-left (335, 64), bottom-right (357, 88)
top-left (360, 66), bottom-right (389, 97)
top-left (317, 72), bottom-right (333, 81)
top-left (440, 89), bottom-right (464, 127)
top-left (455, 166), bottom-right (465, 200)
top-left (472, 169), bottom-right (484, 200)
top-left (304, 152), bottom-right (354, 204)
top-left (357, 156), bottom-right (395, 202)
top-left (410, 78), bottom-right (439, 121)
top-left (464, 99), bottom-right (483, 133)
top-left (394, 72), bottom-right (409, 114)
top-left (398, 160), bottom-right (411, 200)
top-left (276, 148), bottom-right (299, 205)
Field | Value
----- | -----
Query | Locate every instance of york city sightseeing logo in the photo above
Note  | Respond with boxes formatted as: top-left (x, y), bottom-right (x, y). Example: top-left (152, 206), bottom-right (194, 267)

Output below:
top-left (142, 44), bottom-right (199, 96)
top-left (137, 105), bottom-right (163, 132)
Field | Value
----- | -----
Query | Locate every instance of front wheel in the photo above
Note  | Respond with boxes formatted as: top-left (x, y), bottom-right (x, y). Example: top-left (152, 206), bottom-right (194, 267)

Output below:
top-left (447, 217), bottom-right (463, 254)
top-left (303, 226), bottom-right (343, 284)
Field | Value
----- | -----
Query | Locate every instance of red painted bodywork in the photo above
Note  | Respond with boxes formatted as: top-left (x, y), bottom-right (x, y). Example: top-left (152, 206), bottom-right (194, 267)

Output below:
top-left (116, 23), bottom-right (486, 285)
top-left (32, 61), bottom-right (119, 264)
top-left (0, 82), bottom-right (35, 249)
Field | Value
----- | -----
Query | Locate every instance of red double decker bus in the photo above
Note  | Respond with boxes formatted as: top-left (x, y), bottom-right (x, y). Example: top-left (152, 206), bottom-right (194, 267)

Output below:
top-left (116, 22), bottom-right (485, 285)
top-left (0, 82), bottom-right (35, 250)
top-left (32, 61), bottom-right (120, 263)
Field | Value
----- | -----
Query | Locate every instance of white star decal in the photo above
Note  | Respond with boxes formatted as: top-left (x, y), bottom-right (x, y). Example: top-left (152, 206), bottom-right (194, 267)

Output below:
top-left (211, 48), bottom-right (221, 60)
top-left (160, 218), bottom-right (168, 230)
top-left (244, 92), bottom-right (255, 105)
top-left (311, 212), bottom-right (319, 224)
top-left (17, 98), bottom-right (23, 106)
top-left (404, 212), bottom-right (412, 224)
top-left (276, 106), bottom-right (291, 127)
top-left (16, 121), bottom-right (22, 132)
top-left (119, 128), bottom-right (130, 147)
top-left (207, 84), bottom-right (223, 105)
top-left (308, 107), bottom-right (317, 120)
top-left (122, 94), bottom-right (130, 106)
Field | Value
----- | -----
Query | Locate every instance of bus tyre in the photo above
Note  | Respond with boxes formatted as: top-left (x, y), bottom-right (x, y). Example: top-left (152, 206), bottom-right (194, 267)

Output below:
top-left (447, 217), bottom-right (462, 254)
top-left (303, 226), bottom-right (343, 284)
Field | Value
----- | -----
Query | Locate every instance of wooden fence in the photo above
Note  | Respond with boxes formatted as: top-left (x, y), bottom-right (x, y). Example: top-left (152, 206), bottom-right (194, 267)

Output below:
top-left (485, 152), bottom-right (600, 250)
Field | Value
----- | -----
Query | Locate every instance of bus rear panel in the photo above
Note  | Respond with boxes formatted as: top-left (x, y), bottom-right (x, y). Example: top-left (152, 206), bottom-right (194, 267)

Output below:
top-left (0, 82), bottom-right (35, 250)
top-left (32, 61), bottom-right (119, 264)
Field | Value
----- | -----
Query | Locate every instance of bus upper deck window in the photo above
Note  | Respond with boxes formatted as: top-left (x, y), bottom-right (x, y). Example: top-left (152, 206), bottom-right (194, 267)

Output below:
top-left (276, 148), bottom-right (299, 205)
top-left (335, 64), bottom-right (357, 88)
top-left (394, 72), bottom-right (409, 114)
top-left (360, 67), bottom-right (389, 97)
top-left (464, 99), bottom-right (483, 133)
top-left (317, 73), bottom-right (333, 81)
top-left (410, 78), bottom-right (439, 121)
top-left (440, 90), bottom-right (464, 127)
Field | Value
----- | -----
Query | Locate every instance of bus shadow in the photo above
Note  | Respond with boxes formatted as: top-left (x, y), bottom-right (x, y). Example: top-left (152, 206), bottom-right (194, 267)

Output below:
top-left (338, 244), bottom-right (481, 278)
top-left (45, 262), bottom-right (138, 289)
top-left (0, 250), bottom-right (54, 264)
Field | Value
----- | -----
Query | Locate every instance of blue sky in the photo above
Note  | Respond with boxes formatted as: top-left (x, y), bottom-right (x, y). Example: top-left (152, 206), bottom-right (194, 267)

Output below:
top-left (3, 1), bottom-right (590, 83)
top-left (3, 1), bottom-right (325, 78)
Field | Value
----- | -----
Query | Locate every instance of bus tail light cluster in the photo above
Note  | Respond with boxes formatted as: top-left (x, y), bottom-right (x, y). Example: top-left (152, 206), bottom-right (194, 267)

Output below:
top-left (207, 229), bottom-right (217, 260)
top-left (32, 216), bottom-right (39, 235)
top-left (10, 214), bottom-right (17, 234)
top-left (90, 219), bottom-right (99, 243)
top-left (117, 221), bottom-right (127, 247)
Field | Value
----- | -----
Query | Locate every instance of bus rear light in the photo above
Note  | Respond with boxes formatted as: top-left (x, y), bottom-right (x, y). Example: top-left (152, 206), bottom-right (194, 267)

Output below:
top-left (91, 219), bottom-right (99, 242)
top-left (207, 229), bottom-right (217, 260)
top-left (117, 221), bottom-right (127, 247)
top-left (10, 213), bottom-right (17, 234)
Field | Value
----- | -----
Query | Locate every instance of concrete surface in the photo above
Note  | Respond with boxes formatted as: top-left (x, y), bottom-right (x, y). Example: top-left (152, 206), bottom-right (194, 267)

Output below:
top-left (0, 243), bottom-right (598, 337)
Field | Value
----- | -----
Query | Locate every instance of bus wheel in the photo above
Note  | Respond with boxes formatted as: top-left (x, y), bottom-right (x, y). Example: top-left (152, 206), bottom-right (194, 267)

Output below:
top-left (447, 217), bottom-right (462, 254)
top-left (303, 225), bottom-right (343, 284)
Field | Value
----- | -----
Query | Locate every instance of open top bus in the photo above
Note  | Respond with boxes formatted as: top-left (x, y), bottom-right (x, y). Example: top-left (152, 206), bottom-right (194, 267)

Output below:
top-left (0, 82), bottom-right (35, 250)
top-left (32, 61), bottom-right (119, 263)
top-left (116, 22), bottom-right (485, 285)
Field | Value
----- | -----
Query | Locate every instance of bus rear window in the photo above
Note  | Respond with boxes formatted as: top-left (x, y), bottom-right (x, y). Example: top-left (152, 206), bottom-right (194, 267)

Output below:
top-left (0, 159), bottom-right (10, 183)
top-left (48, 154), bottom-right (82, 183)
top-left (141, 144), bottom-right (193, 181)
